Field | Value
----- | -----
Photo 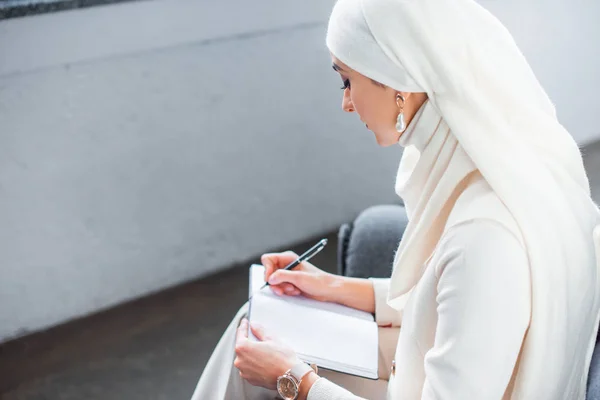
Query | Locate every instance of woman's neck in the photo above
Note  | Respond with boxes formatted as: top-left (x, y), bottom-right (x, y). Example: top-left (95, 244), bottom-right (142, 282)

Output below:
top-left (402, 92), bottom-right (428, 128)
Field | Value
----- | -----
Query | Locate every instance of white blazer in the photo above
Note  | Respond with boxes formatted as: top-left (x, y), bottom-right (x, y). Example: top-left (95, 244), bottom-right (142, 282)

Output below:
top-left (308, 174), bottom-right (532, 399)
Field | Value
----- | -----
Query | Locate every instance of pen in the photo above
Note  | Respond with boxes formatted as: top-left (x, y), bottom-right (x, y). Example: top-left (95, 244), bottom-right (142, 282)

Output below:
top-left (258, 238), bottom-right (328, 292)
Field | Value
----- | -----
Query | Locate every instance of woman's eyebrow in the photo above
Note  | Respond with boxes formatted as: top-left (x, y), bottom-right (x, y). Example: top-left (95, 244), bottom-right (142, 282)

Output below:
top-left (332, 63), bottom-right (346, 72)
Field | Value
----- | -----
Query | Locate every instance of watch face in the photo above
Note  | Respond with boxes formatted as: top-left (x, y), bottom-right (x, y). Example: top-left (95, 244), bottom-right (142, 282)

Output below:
top-left (277, 376), bottom-right (298, 399)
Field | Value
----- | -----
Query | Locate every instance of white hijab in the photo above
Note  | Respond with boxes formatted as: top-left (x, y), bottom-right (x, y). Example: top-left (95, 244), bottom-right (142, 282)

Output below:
top-left (326, 0), bottom-right (600, 398)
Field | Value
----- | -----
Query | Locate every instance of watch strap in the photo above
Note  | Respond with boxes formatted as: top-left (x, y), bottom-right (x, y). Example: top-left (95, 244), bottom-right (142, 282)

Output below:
top-left (290, 361), bottom-right (314, 382)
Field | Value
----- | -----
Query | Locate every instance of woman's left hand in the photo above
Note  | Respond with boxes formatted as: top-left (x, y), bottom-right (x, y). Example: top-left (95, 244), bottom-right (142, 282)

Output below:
top-left (234, 318), bottom-right (300, 389)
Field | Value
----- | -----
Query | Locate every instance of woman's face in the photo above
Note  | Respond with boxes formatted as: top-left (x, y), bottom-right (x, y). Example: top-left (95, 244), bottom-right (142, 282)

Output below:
top-left (331, 55), bottom-right (426, 147)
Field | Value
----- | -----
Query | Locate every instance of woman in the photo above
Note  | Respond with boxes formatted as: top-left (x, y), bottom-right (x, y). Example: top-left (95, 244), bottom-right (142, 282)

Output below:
top-left (192, 0), bottom-right (600, 398)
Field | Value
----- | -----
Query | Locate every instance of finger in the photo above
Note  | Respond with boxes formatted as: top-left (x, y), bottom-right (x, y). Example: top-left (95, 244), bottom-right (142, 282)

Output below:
top-left (271, 284), bottom-right (300, 296)
top-left (261, 252), bottom-right (300, 279)
top-left (234, 357), bottom-right (242, 371)
top-left (249, 322), bottom-right (270, 341)
top-left (282, 283), bottom-right (298, 294)
top-left (236, 318), bottom-right (249, 344)
top-left (288, 288), bottom-right (302, 296)
top-left (269, 270), bottom-right (309, 287)
top-left (281, 251), bottom-right (317, 273)
top-left (261, 253), bottom-right (276, 280)
top-left (271, 286), bottom-right (284, 296)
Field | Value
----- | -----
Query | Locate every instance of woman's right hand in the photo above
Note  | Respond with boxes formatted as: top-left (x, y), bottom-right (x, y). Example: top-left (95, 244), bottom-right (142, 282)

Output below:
top-left (261, 251), bottom-right (338, 302)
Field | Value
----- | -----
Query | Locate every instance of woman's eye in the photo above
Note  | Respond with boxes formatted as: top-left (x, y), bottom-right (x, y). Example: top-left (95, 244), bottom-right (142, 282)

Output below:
top-left (340, 79), bottom-right (350, 90)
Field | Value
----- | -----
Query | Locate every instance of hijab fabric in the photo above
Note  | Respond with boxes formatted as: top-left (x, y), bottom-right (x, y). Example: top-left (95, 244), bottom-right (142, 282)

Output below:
top-left (326, 0), bottom-right (600, 398)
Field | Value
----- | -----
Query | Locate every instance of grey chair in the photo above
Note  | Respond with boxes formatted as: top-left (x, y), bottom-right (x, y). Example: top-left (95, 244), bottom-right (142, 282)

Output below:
top-left (337, 205), bottom-right (600, 399)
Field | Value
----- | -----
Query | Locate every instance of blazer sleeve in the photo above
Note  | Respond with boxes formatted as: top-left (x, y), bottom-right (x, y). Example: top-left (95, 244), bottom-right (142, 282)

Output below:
top-left (305, 279), bottom-right (399, 399)
top-left (421, 219), bottom-right (531, 399)
top-left (307, 378), bottom-right (367, 400)
top-left (369, 278), bottom-right (403, 327)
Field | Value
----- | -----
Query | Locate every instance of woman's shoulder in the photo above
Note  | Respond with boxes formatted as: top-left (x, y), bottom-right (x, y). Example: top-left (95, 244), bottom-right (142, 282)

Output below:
top-left (431, 218), bottom-right (530, 291)
top-left (432, 174), bottom-right (530, 283)
top-left (444, 172), bottom-right (524, 248)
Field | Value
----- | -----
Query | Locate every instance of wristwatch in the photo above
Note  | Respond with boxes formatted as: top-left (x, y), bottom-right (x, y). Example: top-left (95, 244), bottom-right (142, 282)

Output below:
top-left (276, 361), bottom-right (318, 400)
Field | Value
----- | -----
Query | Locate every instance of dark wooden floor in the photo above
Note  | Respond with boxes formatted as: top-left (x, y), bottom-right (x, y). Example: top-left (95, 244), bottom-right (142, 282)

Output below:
top-left (0, 232), bottom-right (340, 400)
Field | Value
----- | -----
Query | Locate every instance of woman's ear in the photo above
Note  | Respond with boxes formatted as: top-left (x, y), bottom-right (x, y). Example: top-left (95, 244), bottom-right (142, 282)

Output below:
top-left (398, 91), bottom-right (411, 102)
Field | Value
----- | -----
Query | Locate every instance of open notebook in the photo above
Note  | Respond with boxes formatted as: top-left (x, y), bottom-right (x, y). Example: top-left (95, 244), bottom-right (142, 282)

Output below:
top-left (247, 264), bottom-right (378, 379)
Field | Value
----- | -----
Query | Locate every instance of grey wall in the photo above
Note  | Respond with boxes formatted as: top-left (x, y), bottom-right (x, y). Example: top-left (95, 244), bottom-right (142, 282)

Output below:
top-left (482, 0), bottom-right (600, 146)
top-left (0, 0), bottom-right (404, 343)
top-left (1, 0), bottom-right (599, 343)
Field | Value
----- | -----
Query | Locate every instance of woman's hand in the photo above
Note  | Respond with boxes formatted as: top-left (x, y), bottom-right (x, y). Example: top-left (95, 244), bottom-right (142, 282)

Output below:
top-left (261, 251), bottom-right (337, 302)
top-left (234, 318), bottom-right (300, 389)
top-left (262, 251), bottom-right (377, 314)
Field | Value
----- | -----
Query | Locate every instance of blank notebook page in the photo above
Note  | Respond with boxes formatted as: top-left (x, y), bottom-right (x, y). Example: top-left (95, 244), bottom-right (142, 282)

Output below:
top-left (248, 264), bottom-right (378, 378)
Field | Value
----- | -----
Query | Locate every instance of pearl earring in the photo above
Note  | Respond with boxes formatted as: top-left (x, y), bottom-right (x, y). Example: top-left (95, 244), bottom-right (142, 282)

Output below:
top-left (396, 94), bottom-right (406, 133)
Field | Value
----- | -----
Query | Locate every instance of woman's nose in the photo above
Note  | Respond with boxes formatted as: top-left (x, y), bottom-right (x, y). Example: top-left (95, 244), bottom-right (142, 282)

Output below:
top-left (342, 90), bottom-right (354, 113)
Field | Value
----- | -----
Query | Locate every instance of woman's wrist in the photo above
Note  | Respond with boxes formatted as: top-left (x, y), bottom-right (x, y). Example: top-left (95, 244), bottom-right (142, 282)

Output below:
top-left (298, 371), bottom-right (320, 400)
top-left (326, 275), bottom-right (375, 314)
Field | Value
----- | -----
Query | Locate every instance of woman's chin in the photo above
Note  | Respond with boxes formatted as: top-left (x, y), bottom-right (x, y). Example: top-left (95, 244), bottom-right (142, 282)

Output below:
top-left (372, 132), bottom-right (398, 147)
